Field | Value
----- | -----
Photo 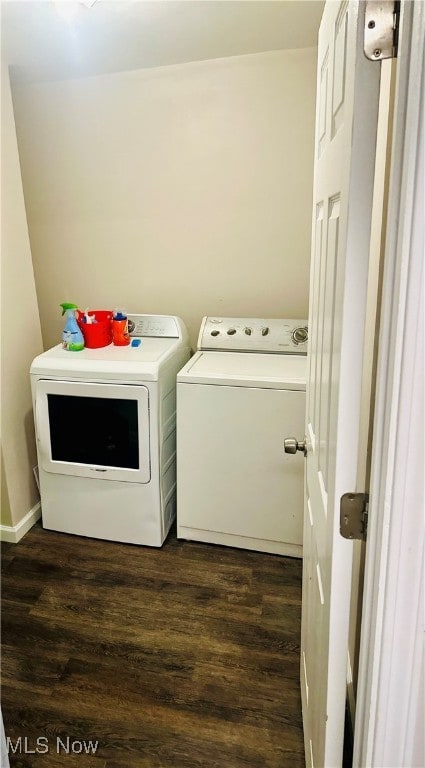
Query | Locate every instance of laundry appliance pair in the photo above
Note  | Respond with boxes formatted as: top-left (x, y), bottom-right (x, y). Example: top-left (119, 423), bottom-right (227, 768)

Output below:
top-left (31, 314), bottom-right (307, 554)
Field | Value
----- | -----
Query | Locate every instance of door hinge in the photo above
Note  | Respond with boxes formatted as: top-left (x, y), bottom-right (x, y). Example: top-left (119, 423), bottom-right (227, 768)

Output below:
top-left (340, 493), bottom-right (369, 541)
top-left (364, 1), bottom-right (400, 61)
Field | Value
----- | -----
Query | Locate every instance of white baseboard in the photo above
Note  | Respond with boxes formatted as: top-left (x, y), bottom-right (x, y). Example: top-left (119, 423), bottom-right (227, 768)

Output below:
top-left (0, 501), bottom-right (41, 543)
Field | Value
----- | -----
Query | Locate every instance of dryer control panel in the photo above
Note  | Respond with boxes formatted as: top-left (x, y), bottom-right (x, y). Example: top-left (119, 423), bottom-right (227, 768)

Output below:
top-left (198, 317), bottom-right (308, 354)
top-left (127, 315), bottom-right (181, 338)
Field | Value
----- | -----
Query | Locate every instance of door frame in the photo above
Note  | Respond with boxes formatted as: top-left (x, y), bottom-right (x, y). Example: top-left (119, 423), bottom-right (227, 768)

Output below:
top-left (354, 1), bottom-right (424, 765)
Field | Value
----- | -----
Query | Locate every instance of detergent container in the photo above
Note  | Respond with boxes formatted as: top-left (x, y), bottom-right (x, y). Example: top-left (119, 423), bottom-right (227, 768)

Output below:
top-left (112, 310), bottom-right (130, 346)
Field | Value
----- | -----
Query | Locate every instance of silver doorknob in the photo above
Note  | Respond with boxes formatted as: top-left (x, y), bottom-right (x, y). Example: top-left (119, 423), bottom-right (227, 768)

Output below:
top-left (284, 437), bottom-right (307, 456)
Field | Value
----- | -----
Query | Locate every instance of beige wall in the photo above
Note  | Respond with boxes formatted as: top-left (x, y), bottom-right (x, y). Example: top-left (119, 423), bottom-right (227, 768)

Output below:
top-left (1, 61), bottom-right (43, 529)
top-left (12, 48), bottom-right (316, 350)
top-left (1, 449), bottom-right (12, 528)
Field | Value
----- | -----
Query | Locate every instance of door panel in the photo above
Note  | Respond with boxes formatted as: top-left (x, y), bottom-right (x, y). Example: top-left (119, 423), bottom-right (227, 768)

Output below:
top-left (332, 2), bottom-right (348, 137)
top-left (301, 2), bottom-right (380, 765)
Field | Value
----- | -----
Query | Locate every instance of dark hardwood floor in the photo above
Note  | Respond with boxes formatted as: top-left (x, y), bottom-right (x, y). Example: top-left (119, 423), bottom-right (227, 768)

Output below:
top-left (1, 523), bottom-right (304, 767)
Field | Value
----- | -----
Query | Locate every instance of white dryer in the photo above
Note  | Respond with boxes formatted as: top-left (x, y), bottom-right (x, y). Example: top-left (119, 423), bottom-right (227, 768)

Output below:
top-left (177, 317), bottom-right (308, 557)
top-left (30, 315), bottom-right (190, 546)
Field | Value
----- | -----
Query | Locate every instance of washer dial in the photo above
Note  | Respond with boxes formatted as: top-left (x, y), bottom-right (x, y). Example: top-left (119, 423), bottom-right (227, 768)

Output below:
top-left (292, 326), bottom-right (308, 345)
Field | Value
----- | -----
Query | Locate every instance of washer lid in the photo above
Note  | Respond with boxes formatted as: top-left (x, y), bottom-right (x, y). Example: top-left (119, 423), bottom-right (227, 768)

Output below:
top-left (177, 351), bottom-right (307, 390)
top-left (31, 337), bottom-right (182, 381)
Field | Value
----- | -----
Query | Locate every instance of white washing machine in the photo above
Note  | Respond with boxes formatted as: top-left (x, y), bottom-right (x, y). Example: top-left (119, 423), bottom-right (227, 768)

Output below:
top-left (30, 314), bottom-right (190, 546)
top-left (177, 317), bottom-right (308, 557)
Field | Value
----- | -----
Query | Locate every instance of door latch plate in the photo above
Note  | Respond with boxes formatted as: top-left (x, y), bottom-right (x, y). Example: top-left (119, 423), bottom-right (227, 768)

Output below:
top-left (340, 493), bottom-right (369, 541)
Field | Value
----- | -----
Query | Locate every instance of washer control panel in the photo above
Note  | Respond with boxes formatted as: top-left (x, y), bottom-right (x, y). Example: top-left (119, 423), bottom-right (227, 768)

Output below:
top-left (198, 317), bottom-right (308, 354)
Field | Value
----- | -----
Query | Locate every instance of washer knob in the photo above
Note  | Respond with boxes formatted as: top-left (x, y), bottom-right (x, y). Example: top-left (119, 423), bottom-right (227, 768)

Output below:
top-left (244, 327), bottom-right (252, 335)
top-left (227, 328), bottom-right (236, 335)
top-left (292, 326), bottom-right (308, 345)
top-left (211, 330), bottom-right (220, 337)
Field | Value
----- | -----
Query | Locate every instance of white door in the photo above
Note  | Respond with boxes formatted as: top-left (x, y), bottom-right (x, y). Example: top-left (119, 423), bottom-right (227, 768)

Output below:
top-left (296, 2), bottom-right (380, 765)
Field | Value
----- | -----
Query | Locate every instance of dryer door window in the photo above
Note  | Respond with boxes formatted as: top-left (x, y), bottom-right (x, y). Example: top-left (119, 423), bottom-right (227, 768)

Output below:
top-left (35, 379), bottom-right (150, 483)
top-left (48, 394), bottom-right (140, 469)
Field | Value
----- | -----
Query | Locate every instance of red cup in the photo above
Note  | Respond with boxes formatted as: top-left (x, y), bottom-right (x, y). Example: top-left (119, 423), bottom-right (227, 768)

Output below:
top-left (77, 310), bottom-right (113, 348)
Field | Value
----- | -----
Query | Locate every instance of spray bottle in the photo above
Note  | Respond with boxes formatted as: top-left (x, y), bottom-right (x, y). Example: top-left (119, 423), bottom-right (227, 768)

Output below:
top-left (60, 303), bottom-right (85, 351)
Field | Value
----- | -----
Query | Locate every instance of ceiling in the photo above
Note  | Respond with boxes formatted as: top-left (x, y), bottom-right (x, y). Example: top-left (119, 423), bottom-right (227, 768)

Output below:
top-left (2, 0), bottom-right (324, 84)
